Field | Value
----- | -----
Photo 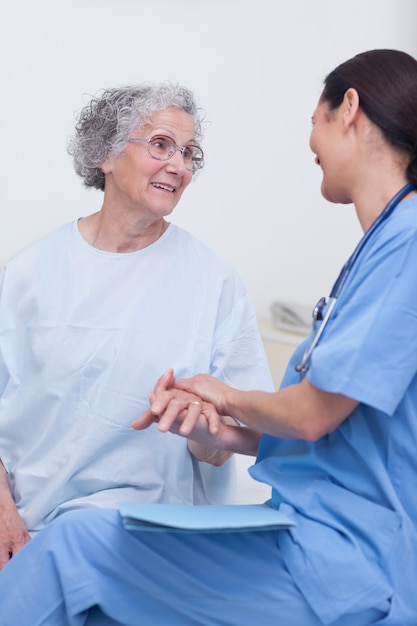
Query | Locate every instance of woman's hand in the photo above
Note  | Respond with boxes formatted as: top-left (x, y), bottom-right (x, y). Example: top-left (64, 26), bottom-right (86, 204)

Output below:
top-left (132, 375), bottom-right (232, 465)
top-left (0, 461), bottom-right (31, 569)
top-left (131, 369), bottom-right (222, 437)
top-left (132, 370), bottom-right (260, 460)
top-left (0, 506), bottom-right (31, 569)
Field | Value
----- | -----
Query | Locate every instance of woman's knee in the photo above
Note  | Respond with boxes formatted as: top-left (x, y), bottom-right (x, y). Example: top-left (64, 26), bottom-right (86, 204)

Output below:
top-left (50, 508), bottom-right (120, 531)
top-left (40, 508), bottom-right (122, 551)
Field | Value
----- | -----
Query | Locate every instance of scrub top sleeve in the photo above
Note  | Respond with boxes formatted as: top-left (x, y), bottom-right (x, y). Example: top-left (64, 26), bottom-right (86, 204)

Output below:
top-left (308, 229), bottom-right (417, 415)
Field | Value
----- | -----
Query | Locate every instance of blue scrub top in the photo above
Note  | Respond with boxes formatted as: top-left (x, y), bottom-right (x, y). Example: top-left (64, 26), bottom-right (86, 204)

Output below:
top-left (252, 195), bottom-right (417, 624)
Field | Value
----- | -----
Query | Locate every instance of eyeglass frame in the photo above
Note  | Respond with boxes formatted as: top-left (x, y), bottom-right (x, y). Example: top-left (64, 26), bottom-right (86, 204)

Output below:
top-left (127, 135), bottom-right (204, 172)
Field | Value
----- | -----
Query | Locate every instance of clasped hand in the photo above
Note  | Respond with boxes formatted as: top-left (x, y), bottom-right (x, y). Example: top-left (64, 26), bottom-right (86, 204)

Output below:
top-left (131, 368), bottom-right (229, 440)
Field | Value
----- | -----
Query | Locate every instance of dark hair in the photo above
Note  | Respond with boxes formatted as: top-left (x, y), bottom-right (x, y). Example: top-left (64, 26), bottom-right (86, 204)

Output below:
top-left (68, 82), bottom-right (205, 191)
top-left (321, 49), bottom-right (417, 185)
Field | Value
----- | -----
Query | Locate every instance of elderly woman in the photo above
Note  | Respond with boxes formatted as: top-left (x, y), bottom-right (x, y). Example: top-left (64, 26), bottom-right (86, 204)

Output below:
top-left (0, 83), bottom-right (273, 567)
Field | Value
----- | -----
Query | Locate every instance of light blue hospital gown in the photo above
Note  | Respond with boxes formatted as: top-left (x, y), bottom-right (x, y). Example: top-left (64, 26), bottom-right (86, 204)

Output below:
top-left (1, 196), bottom-right (417, 625)
top-left (0, 220), bottom-right (273, 535)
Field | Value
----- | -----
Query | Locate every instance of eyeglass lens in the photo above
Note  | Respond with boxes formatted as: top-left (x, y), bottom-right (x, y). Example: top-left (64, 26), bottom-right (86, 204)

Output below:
top-left (148, 136), bottom-right (203, 171)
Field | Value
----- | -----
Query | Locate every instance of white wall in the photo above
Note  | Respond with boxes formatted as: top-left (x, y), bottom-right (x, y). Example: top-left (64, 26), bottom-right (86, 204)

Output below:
top-left (1, 0), bottom-right (416, 320)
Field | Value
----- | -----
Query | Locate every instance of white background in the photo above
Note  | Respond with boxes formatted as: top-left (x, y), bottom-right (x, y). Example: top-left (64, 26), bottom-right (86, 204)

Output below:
top-left (1, 0), bottom-right (416, 321)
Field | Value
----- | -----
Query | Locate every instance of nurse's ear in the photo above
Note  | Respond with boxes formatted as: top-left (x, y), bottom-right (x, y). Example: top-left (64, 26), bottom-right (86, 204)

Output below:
top-left (341, 88), bottom-right (360, 130)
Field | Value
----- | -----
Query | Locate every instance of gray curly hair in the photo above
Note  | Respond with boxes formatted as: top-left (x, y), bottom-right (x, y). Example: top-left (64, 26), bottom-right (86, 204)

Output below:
top-left (67, 82), bottom-right (205, 191)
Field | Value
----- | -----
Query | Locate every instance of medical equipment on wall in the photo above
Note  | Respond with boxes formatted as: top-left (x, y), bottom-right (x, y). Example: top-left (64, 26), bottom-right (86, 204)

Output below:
top-left (295, 182), bottom-right (417, 373)
top-left (270, 301), bottom-right (312, 334)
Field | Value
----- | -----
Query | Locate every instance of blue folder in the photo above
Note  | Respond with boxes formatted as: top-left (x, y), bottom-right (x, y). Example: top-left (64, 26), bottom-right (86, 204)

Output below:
top-left (119, 503), bottom-right (296, 533)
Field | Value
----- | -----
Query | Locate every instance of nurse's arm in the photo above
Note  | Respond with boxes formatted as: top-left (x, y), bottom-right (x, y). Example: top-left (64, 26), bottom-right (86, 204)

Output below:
top-left (176, 375), bottom-right (359, 442)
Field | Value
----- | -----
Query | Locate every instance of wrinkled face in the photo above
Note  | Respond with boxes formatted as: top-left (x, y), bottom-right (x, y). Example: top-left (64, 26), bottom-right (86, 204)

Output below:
top-left (309, 99), bottom-right (352, 205)
top-left (101, 107), bottom-right (196, 219)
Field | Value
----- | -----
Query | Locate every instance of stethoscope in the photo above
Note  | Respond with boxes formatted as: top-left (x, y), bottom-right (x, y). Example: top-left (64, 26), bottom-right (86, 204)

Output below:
top-left (295, 182), bottom-right (417, 373)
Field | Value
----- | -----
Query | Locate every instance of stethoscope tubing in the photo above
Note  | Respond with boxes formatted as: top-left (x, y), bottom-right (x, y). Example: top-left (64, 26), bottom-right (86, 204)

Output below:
top-left (295, 182), bottom-right (417, 373)
top-left (295, 297), bottom-right (337, 373)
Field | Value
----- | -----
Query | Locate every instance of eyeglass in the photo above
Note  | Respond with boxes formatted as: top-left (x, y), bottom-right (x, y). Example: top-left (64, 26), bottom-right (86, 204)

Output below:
top-left (128, 135), bottom-right (204, 172)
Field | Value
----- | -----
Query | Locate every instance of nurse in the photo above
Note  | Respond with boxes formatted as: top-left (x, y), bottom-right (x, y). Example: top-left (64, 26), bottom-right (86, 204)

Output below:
top-left (1, 48), bottom-right (417, 626)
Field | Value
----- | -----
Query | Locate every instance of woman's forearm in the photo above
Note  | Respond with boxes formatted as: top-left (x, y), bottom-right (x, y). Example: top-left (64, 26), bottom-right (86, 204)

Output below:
top-left (188, 420), bottom-right (261, 464)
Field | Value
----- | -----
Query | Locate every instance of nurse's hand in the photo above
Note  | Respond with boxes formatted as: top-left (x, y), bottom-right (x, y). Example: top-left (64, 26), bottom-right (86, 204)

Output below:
top-left (0, 501), bottom-right (31, 569)
top-left (132, 370), bottom-right (245, 464)
top-left (133, 395), bottom-right (254, 464)
top-left (132, 369), bottom-right (222, 437)
top-left (175, 373), bottom-right (231, 416)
